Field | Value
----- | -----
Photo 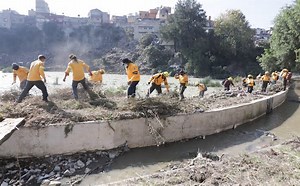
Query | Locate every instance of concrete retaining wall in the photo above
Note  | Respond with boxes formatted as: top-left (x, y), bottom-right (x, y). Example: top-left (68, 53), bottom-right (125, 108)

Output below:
top-left (0, 91), bottom-right (288, 157)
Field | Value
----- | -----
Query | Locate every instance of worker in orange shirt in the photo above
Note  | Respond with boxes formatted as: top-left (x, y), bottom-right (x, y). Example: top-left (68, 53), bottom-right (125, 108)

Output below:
top-left (16, 55), bottom-right (48, 103)
top-left (280, 68), bottom-right (289, 90)
top-left (261, 71), bottom-right (271, 92)
top-left (175, 70), bottom-right (188, 100)
top-left (63, 54), bottom-right (94, 100)
top-left (146, 71), bottom-right (169, 97)
top-left (246, 74), bottom-right (255, 93)
top-left (197, 83), bottom-right (207, 98)
top-left (271, 71), bottom-right (279, 84)
top-left (12, 63), bottom-right (29, 89)
top-left (122, 58), bottom-right (140, 98)
top-left (89, 69), bottom-right (105, 84)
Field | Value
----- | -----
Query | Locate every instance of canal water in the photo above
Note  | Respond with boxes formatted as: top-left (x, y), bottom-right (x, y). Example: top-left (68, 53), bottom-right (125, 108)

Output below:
top-left (79, 79), bottom-right (300, 185)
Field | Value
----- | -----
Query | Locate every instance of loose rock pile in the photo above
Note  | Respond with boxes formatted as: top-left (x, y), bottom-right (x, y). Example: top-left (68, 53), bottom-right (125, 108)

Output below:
top-left (0, 146), bottom-right (128, 186)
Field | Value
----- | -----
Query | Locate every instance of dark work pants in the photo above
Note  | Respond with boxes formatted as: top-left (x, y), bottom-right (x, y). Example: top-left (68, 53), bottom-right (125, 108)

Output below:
top-left (147, 83), bottom-right (162, 96)
top-left (224, 86), bottom-right (230, 91)
top-left (283, 79), bottom-right (287, 90)
top-left (20, 80), bottom-right (27, 89)
top-left (17, 80), bottom-right (48, 103)
top-left (248, 86), bottom-right (253, 93)
top-left (261, 81), bottom-right (268, 92)
top-left (72, 78), bottom-right (89, 100)
top-left (179, 83), bottom-right (187, 99)
top-left (127, 81), bottom-right (139, 98)
top-left (199, 91), bottom-right (205, 98)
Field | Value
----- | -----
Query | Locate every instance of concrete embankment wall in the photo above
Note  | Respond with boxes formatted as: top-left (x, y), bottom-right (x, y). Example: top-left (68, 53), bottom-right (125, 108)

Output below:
top-left (0, 91), bottom-right (287, 157)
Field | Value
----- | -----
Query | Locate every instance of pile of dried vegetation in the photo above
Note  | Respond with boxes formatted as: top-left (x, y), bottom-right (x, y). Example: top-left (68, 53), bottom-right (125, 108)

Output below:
top-left (0, 85), bottom-right (282, 126)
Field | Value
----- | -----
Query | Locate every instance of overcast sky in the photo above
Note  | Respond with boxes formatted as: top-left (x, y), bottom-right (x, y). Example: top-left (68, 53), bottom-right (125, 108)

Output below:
top-left (0, 0), bottom-right (294, 28)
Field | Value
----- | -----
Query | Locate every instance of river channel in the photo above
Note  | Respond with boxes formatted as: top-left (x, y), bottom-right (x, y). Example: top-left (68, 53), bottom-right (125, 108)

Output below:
top-left (78, 79), bottom-right (300, 185)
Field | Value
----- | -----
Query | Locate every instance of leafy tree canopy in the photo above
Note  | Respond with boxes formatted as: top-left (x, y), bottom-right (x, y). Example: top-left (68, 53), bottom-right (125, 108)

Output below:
top-left (258, 0), bottom-right (300, 71)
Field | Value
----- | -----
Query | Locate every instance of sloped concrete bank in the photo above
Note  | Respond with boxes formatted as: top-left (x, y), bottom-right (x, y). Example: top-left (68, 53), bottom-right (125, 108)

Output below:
top-left (0, 90), bottom-right (287, 158)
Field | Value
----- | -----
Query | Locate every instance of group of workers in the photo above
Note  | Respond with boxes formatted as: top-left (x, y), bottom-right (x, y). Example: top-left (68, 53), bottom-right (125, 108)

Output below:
top-left (12, 54), bottom-right (105, 103)
top-left (11, 55), bottom-right (198, 103)
top-left (11, 55), bottom-right (291, 103)
top-left (122, 58), bottom-right (191, 100)
top-left (222, 69), bottom-right (292, 93)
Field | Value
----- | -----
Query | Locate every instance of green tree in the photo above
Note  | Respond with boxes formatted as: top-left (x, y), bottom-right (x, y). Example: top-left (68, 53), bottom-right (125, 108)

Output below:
top-left (213, 10), bottom-right (257, 75)
top-left (142, 45), bottom-right (173, 71)
top-left (258, 0), bottom-right (300, 71)
top-left (160, 0), bottom-right (209, 76)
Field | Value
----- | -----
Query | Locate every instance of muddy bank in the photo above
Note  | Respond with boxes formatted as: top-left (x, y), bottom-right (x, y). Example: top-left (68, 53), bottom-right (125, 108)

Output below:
top-left (0, 82), bottom-right (284, 127)
top-left (109, 138), bottom-right (300, 185)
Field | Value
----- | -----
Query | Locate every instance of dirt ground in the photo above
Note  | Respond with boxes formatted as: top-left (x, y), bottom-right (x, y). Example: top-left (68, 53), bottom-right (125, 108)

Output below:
top-left (0, 81), bottom-right (284, 127)
top-left (110, 137), bottom-right (300, 185)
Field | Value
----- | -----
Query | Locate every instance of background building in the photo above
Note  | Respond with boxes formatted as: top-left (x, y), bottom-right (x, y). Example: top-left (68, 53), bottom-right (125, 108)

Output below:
top-left (0, 9), bottom-right (25, 29)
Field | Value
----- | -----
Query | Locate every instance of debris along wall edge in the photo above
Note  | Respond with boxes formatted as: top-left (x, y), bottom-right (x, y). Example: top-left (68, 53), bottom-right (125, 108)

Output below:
top-left (0, 90), bottom-right (288, 158)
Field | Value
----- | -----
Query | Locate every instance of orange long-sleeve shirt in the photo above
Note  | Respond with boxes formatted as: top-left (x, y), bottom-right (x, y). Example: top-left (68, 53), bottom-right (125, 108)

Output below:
top-left (13, 66), bottom-right (28, 82)
top-left (89, 70), bottom-right (103, 83)
top-left (149, 73), bottom-right (168, 86)
top-left (125, 63), bottom-right (140, 82)
top-left (198, 83), bottom-right (206, 91)
top-left (261, 75), bottom-right (270, 82)
top-left (65, 59), bottom-right (90, 81)
top-left (247, 78), bottom-right (255, 86)
top-left (27, 60), bottom-right (45, 81)
top-left (175, 74), bottom-right (189, 85)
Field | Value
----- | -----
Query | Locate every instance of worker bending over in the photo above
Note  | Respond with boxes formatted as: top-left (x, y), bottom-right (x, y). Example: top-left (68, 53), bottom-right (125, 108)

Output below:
top-left (146, 71), bottom-right (169, 97)
top-left (12, 63), bottom-right (29, 89)
top-left (63, 54), bottom-right (95, 100)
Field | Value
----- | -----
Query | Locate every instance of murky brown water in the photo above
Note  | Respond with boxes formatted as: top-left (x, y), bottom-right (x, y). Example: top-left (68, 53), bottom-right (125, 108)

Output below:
top-left (78, 79), bottom-right (300, 185)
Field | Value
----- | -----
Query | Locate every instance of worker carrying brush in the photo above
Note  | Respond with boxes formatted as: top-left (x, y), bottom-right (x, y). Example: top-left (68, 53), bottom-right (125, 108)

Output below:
top-left (63, 54), bottom-right (96, 100)
top-left (146, 71), bottom-right (170, 97)
top-left (175, 70), bottom-right (188, 100)
top-left (12, 63), bottom-right (29, 89)
top-left (122, 58), bottom-right (140, 98)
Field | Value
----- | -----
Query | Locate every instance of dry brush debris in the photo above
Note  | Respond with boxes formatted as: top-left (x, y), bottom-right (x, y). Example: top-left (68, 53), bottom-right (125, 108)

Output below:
top-left (0, 85), bottom-right (283, 126)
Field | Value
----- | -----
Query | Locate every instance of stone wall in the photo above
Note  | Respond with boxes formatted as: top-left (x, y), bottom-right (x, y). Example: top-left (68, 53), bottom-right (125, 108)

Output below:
top-left (0, 91), bottom-right (288, 157)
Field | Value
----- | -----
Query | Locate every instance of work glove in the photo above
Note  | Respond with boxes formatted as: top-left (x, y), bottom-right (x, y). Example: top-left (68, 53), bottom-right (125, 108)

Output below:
top-left (128, 81), bottom-right (132, 85)
top-left (147, 82), bottom-right (150, 85)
